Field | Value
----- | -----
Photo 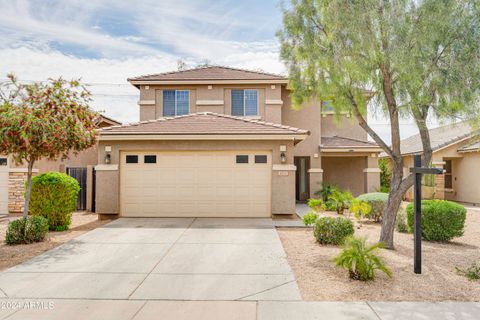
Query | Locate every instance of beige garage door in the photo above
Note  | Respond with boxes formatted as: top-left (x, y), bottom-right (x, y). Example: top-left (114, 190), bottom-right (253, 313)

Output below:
top-left (0, 157), bottom-right (9, 215)
top-left (120, 151), bottom-right (271, 217)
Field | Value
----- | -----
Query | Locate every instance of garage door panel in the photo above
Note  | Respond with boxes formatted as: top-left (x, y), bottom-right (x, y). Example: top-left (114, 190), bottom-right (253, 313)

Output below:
top-left (121, 151), bottom-right (271, 217)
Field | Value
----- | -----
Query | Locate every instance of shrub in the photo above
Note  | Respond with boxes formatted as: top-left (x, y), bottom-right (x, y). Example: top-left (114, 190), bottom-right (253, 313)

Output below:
top-left (349, 199), bottom-right (372, 221)
top-left (29, 172), bottom-right (80, 231)
top-left (5, 216), bottom-right (49, 245)
top-left (314, 182), bottom-right (335, 202)
top-left (356, 192), bottom-right (388, 222)
top-left (334, 236), bottom-right (392, 281)
top-left (406, 200), bottom-right (466, 241)
top-left (327, 190), bottom-right (354, 215)
top-left (307, 198), bottom-right (325, 213)
top-left (396, 210), bottom-right (408, 233)
top-left (379, 158), bottom-right (391, 193)
top-left (314, 216), bottom-right (354, 245)
top-left (303, 212), bottom-right (319, 226)
top-left (456, 263), bottom-right (480, 280)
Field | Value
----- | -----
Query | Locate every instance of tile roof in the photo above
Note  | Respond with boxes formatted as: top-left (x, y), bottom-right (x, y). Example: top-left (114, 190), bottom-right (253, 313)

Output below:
top-left (100, 112), bottom-right (309, 136)
top-left (457, 141), bottom-right (480, 153)
top-left (399, 121), bottom-right (475, 155)
top-left (321, 136), bottom-right (379, 148)
top-left (128, 66), bottom-right (287, 82)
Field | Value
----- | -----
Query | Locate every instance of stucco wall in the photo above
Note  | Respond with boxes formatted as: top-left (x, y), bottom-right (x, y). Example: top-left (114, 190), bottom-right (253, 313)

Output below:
top-left (138, 84), bottom-right (283, 123)
top-left (281, 91), bottom-right (322, 195)
top-left (321, 114), bottom-right (367, 141)
top-left (322, 156), bottom-right (366, 196)
top-left (96, 139), bottom-right (297, 216)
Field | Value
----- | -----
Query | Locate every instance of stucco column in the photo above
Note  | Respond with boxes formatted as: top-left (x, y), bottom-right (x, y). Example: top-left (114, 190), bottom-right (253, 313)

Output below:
top-left (432, 160), bottom-right (446, 200)
top-left (94, 164), bottom-right (119, 216)
top-left (308, 168), bottom-right (323, 198)
top-left (364, 155), bottom-right (381, 193)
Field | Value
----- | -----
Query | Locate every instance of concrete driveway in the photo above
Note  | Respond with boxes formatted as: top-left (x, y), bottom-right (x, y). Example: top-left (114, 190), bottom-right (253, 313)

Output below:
top-left (0, 218), bottom-right (301, 301)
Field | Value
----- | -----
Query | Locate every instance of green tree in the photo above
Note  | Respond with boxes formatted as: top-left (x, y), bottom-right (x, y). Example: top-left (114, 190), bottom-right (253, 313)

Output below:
top-left (278, 0), bottom-right (480, 248)
top-left (0, 74), bottom-right (97, 217)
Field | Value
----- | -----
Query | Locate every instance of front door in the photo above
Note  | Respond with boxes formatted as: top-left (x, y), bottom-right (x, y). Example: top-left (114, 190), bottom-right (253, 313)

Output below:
top-left (294, 157), bottom-right (310, 201)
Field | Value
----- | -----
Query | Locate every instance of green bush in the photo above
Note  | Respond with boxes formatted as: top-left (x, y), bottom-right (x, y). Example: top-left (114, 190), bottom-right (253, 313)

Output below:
top-left (334, 236), bottom-right (392, 281)
top-left (314, 216), bottom-right (354, 245)
top-left (406, 200), bottom-right (466, 241)
top-left (349, 199), bottom-right (372, 221)
top-left (356, 193), bottom-right (388, 222)
top-left (307, 198), bottom-right (325, 213)
top-left (396, 210), bottom-right (408, 233)
top-left (303, 212), bottom-right (319, 226)
top-left (5, 216), bottom-right (49, 245)
top-left (314, 182), bottom-right (335, 202)
top-left (29, 172), bottom-right (80, 231)
top-left (327, 190), bottom-right (354, 215)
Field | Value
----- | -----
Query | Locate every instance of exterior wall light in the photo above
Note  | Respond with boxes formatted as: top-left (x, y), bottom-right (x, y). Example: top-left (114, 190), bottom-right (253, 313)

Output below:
top-left (280, 152), bottom-right (287, 163)
top-left (105, 146), bottom-right (112, 164)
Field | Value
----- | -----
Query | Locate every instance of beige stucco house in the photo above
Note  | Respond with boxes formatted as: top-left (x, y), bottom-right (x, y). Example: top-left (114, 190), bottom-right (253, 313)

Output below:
top-left (93, 66), bottom-right (381, 219)
top-left (0, 115), bottom-right (121, 215)
top-left (393, 121), bottom-right (479, 205)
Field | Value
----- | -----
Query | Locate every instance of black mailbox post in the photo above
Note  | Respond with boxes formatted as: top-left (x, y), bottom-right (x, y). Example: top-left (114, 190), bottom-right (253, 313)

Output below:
top-left (409, 154), bottom-right (443, 274)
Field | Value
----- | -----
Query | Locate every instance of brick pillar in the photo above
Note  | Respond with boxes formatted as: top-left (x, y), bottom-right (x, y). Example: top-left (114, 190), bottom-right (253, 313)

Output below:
top-left (432, 161), bottom-right (445, 200)
top-left (8, 169), bottom-right (39, 214)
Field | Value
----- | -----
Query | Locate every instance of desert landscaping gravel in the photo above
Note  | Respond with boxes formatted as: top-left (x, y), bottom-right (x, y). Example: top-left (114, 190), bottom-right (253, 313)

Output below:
top-left (278, 209), bottom-right (480, 301)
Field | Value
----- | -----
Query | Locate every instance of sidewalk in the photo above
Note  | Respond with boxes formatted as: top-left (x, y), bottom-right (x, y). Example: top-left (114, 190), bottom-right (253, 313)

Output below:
top-left (1, 299), bottom-right (479, 320)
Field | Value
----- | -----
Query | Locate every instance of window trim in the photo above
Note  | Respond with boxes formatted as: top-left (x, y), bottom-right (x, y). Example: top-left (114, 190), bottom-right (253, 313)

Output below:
top-left (163, 89), bottom-right (190, 116)
top-left (231, 89), bottom-right (258, 116)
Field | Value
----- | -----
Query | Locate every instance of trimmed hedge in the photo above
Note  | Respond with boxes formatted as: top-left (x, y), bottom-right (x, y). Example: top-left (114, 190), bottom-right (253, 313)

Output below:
top-left (356, 193), bottom-right (388, 222)
top-left (406, 200), bottom-right (466, 241)
top-left (314, 217), bottom-right (354, 245)
top-left (5, 216), bottom-right (49, 245)
top-left (29, 172), bottom-right (80, 231)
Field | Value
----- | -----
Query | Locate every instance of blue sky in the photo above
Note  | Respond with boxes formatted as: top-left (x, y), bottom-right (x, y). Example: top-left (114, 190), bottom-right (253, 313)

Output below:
top-left (0, 0), bottom-right (435, 140)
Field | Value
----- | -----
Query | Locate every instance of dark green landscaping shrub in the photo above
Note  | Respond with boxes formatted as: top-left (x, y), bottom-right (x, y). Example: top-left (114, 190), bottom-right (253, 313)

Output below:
top-left (406, 200), bottom-right (466, 241)
top-left (5, 216), bottom-right (49, 245)
top-left (29, 172), bottom-right (80, 231)
top-left (334, 236), bottom-right (392, 281)
top-left (356, 193), bottom-right (388, 222)
top-left (314, 216), bottom-right (354, 245)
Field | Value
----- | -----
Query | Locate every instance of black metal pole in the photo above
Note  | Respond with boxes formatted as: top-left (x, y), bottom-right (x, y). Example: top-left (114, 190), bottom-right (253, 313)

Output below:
top-left (413, 154), bottom-right (422, 274)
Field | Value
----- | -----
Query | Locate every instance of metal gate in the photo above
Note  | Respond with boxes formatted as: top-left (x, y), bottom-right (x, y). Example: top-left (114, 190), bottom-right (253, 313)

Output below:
top-left (66, 167), bottom-right (87, 211)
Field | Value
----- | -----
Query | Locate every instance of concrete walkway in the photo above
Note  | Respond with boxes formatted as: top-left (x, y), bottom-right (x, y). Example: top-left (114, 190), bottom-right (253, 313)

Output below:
top-left (0, 299), bottom-right (479, 319)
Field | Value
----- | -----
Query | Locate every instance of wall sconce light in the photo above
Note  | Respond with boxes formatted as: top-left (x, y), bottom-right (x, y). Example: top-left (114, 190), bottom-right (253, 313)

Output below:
top-left (280, 152), bottom-right (287, 163)
top-left (104, 146), bottom-right (112, 164)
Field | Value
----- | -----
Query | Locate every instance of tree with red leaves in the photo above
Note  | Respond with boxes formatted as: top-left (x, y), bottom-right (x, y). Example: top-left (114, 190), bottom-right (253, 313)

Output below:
top-left (0, 74), bottom-right (97, 217)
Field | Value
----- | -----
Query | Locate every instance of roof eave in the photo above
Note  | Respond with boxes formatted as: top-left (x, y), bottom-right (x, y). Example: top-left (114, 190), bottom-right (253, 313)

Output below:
top-left (98, 133), bottom-right (309, 141)
top-left (127, 79), bottom-right (289, 86)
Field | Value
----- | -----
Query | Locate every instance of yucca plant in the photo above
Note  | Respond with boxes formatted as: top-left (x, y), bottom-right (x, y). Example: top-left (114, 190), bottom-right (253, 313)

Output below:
top-left (333, 236), bottom-right (392, 281)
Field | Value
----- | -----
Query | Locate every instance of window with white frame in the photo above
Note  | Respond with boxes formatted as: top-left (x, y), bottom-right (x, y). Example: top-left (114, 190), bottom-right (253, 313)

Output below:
top-left (231, 89), bottom-right (258, 116)
top-left (163, 90), bottom-right (189, 116)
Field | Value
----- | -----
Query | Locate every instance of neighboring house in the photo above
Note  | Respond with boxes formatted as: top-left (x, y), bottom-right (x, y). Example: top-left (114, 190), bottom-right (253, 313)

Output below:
top-left (0, 115), bottom-right (121, 215)
top-left (94, 66), bottom-right (381, 219)
top-left (388, 121), bottom-right (479, 205)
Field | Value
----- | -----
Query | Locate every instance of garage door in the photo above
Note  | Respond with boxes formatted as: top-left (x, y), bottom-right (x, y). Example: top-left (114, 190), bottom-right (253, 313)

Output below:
top-left (0, 157), bottom-right (9, 215)
top-left (120, 151), bottom-right (271, 217)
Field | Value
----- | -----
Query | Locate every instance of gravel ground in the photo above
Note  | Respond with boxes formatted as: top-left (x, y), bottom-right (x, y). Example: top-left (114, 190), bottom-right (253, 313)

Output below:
top-left (278, 209), bottom-right (480, 301)
top-left (0, 212), bottom-right (109, 271)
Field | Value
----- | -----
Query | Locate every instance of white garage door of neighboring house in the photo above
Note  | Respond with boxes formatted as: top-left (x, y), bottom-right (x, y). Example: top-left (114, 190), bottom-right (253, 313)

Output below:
top-left (0, 157), bottom-right (9, 215)
top-left (120, 151), bottom-right (272, 218)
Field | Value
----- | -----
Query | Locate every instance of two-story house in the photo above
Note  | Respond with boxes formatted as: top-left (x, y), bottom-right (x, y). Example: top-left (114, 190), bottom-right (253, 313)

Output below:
top-left (94, 66), bottom-right (381, 218)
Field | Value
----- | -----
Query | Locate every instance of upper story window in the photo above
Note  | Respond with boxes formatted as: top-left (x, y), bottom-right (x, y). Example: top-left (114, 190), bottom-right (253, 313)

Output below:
top-left (163, 90), bottom-right (189, 116)
top-left (232, 89), bottom-right (258, 116)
